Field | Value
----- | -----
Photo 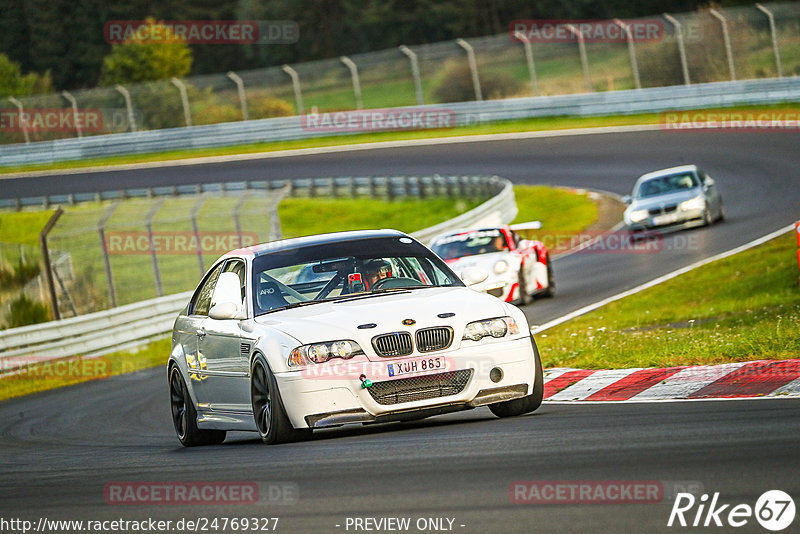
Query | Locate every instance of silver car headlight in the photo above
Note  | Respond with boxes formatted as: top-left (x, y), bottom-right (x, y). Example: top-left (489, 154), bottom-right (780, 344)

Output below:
top-left (462, 316), bottom-right (519, 341)
top-left (680, 196), bottom-right (705, 211)
top-left (288, 340), bottom-right (364, 366)
top-left (494, 260), bottom-right (509, 274)
top-left (628, 209), bottom-right (648, 223)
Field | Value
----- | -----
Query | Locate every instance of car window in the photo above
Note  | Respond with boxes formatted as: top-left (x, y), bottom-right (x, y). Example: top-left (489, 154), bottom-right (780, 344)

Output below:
top-left (190, 263), bottom-right (224, 316)
top-left (431, 229), bottom-right (508, 260)
top-left (636, 173), bottom-right (699, 198)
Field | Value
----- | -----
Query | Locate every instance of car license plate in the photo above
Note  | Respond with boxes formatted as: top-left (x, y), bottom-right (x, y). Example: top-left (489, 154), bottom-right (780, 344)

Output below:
top-left (653, 213), bottom-right (678, 226)
top-left (387, 357), bottom-right (447, 377)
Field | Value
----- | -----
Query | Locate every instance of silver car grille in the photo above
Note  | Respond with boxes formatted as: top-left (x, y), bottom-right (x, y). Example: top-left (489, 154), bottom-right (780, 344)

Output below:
top-left (648, 204), bottom-right (678, 215)
top-left (366, 369), bottom-right (473, 405)
top-left (372, 332), bottom-right (413, 357)
top-left (415, 327), bottom-right (453, 353)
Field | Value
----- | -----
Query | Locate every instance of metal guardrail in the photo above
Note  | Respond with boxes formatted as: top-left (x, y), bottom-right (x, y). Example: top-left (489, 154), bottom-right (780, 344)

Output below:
top-left (0, 175), bottom-right (516, 366)
top-left (2, 78), bottom-right (799, 168)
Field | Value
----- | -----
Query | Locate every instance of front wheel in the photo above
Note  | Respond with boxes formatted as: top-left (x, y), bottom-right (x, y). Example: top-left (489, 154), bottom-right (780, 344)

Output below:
top-left (251, 354), bottom-right (312, 445)
top-left (517, 269), bottom-right (533, 305)
top-left (489, 336), bottom-right (544, 417)
top-left (169, 366), bottom-right (226, 447)
top-left (541, 254), bottom-right (555, 298)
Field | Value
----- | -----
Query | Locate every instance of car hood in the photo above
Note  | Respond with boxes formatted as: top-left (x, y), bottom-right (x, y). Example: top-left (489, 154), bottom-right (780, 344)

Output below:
top-left (253, 286), bottom-right (510, 352)
top-left (628, 188), bottom-right (702, 211)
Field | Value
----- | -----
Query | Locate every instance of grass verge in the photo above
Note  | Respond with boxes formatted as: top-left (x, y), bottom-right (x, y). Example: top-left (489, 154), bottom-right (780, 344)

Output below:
top-left (537, 231), bottom-right (800, 369)
top-left (3, 102), bottom-right (799, 176)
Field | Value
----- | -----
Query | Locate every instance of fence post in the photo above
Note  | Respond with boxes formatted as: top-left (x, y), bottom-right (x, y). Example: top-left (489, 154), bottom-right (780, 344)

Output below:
top-left (7, 97), bottom-right (30, 144)
top-left (513, 32), bottom-right (539, 97)
top-left (40, 207), bottom-right (64, 320)
top-left (61, 90), bottom-right (83, 138)
top-left (145, 198), bottom-right (165, 297)
top-left (281, 65), bottom-right (304, 115)
top-left (663, 13), bottom-right (690, 86)
top-left (565, 25), bottom-right (592, 92)
top-left (114, 85), bottom-right (138, 132)
top-left (227, 71), bottom-right (249, 120)
top-left (233, 193), bottom-right (248, 248)
top-left (190, 197), bottom-right (206, 277)
top-left (340, 56), bottom-right (363, 110)
top-left (170, 78), bottom-right (193, 127)
top-left (613, 19), bottom-right (641, 90)
top-left (97, 202), bottom-right (119, 308)
top-left (709, 9), bottom-right (736, 81)
top-left (399, 45), bottom-right (424, 105)
top-left (456, 38), bottom-right (483, 101)
top-left (755, 3), bottom-right (783, 78)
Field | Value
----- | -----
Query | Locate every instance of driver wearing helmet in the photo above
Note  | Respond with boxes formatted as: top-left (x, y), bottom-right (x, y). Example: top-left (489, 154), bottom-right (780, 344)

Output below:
top-left (363, 259), bottom-right (391, 289)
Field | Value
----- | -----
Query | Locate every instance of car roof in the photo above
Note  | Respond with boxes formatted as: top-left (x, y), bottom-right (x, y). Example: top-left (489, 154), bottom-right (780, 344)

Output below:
top-left (220, 229), bottom-right (410, 260)
top-left (637, 164), bottom-right (699, 183)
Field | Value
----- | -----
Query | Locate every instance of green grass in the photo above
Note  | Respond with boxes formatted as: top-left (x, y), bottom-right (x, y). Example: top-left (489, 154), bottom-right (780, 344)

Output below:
top-left (513, 185), bottom-right (598, 236)
top-left (537, 232), bottom-right (800, 370)
top-left (0, 338), bottom-right (170, 402)
top-left (2, 102), bottom-right (797, 176)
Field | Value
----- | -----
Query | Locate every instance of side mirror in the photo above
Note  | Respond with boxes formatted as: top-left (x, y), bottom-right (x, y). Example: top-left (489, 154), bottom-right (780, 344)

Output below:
top-left (209, 301), bottom-right (244, 320)
top-left (622, 195), bottom-right (632, 205)
top-left (461, 267), bottom-right (489, 286)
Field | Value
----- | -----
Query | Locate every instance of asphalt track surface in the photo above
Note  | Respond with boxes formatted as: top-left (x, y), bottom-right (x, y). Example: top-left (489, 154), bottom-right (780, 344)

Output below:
top-left (1, 129), bottom-right (799, 533)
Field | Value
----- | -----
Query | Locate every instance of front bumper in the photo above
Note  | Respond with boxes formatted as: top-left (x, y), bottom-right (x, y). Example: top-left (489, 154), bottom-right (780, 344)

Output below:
top-left (626, 208), bottom-right (705, 232)
top-left (274, 336), bottom-right (536, 429)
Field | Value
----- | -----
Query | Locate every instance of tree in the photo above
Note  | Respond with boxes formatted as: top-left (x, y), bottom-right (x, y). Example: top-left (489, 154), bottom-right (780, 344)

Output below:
top-left (100, 18), bottom-right (193, 86)
top-left (0, 53), bottom-right (52, 98)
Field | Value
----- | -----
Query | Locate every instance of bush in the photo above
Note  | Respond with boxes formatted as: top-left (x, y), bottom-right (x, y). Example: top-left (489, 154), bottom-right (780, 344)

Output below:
top-left (0, 260), bottom-right (40, 288)
top-left (4, 294), bottom-right (50, 329)
top-left (433, 61), bottom-right (522, 103)
top-left (250, 96), bottom-right (294, 119)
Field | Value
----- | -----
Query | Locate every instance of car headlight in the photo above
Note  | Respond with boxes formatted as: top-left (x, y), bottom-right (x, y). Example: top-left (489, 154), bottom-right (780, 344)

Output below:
top-left (288, 340), bottom-right (364, 366)
top-left (494, 260), bottom-right (509, 274)
top-left (462, 316), bottom-right (519, 341)
top-left (628, 209), bottom-right (648, 223)
top-left (680, 196), bottom-right (705, 211)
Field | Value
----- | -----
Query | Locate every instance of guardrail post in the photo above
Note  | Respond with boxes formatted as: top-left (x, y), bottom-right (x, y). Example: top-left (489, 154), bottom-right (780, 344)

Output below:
top-left (98, 202), bottom-right (120, 308)
top-left (227, 71), bottom-right (249, 120)
top-left (710, 9), bottom-right (736, 81)
top-left (170, 78), bottom-right (192, 127)
top-left (663, 13), bottom-right (691, 86)
top-left (40, 207), bottom-right (64, 320)
top-left (61, 90), bottom-right (82, 138)
top-left (281, 65), bottom-right (304, 115)
top-left (399, 45), bottom-right (424, 105)
top-left (114, 85), bottom-right (138, 132)
top-left (190, 197), bottom-right (206, 276)
top-left (7, 97), bottom-right (30, 144)
top-left (145, 198), bottom-right (165, 297)
top-left (513, 32), bottom-right (539, 97)
top-left (456, 38), bottom-right (483, 101)
top-left (340, 56), bottom-right (363, 110)
top-left (613, 19), bottom-right (641, 90)
top-left (565, 25), bottom-right (592, 92)
top-left (756, 3), bottom-right (783, 78)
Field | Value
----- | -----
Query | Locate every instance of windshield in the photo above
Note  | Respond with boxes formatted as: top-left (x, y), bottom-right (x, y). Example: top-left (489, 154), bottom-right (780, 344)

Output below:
top-left (430, 229), bottom-right (509, 260)
top-left (634, 172), bottom-right (700, 198)
top-left (251, 236), bottom-right (463, 315)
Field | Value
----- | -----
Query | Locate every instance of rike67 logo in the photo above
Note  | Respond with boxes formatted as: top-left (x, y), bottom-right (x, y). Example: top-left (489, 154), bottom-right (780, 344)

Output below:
top-left (668, 490), bottom-right (795, 531)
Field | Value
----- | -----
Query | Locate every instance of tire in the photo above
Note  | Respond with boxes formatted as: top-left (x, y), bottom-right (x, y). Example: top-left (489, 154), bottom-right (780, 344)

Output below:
top-left (541, 254), bottom-right (555, 298)
top-left (716, 201), bottom-right (726, 222)
top-left (517, 268), bottom-right (533, 306)
top-left (251, 354), bottom-right (312, 445)
top-left (489, 336), bottom-right (544, 418)
top-left (169, 365), bottom-right (226, 447)
top-left (702, 207), bottom-right (713, 226)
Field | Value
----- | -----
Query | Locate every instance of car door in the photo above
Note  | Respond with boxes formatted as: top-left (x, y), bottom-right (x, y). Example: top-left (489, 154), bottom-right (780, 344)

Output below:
top-left (195, 258), bottom-right (252, 412)
top-left (177, 262), bottom-right (224, 398)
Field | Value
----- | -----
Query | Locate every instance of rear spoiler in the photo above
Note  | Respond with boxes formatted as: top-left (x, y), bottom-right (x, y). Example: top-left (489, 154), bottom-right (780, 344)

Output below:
top-left (510, 221), bottom-right (542, 231)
